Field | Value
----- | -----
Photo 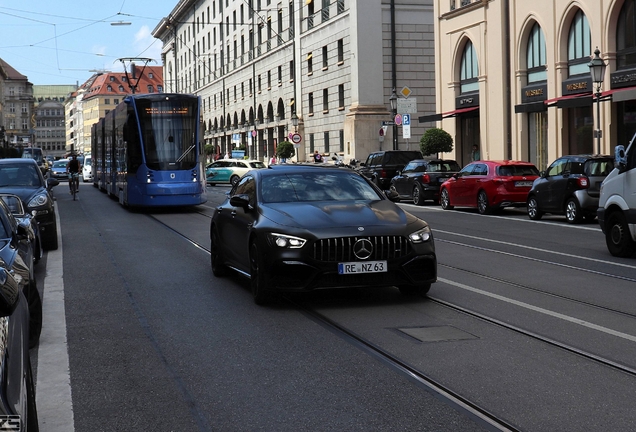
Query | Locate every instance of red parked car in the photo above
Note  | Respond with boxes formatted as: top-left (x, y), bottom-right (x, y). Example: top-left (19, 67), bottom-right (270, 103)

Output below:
top-left (440, 160), bottom-right (540, 214)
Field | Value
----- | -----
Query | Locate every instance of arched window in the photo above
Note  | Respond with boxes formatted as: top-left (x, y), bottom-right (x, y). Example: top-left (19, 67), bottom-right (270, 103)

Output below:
top-left (567, 10), bottom-right (592, 76)
top-left (527, 23), bottom-right (547, 83)
top-left (617, 0), bottom-right (636, 69)
top-left (460, 40), bottom-right (479, 93)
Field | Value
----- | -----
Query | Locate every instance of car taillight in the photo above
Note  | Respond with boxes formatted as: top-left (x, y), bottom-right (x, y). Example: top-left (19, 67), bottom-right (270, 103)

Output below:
top-left (577, 177), bottom-right (589, 188)
top-left (421, 174), bottom-right (430, 184)
top-left (380, 170), bottom-right (387, 178)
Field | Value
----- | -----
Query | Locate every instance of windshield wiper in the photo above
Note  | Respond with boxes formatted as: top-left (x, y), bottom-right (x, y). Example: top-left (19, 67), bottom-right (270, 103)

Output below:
top-left (176, 144), bottom-right (195, 163)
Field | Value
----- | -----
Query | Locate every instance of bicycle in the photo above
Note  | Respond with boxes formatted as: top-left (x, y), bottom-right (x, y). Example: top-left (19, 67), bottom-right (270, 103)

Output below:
top-left (69, 172), bottom-right (80, 201)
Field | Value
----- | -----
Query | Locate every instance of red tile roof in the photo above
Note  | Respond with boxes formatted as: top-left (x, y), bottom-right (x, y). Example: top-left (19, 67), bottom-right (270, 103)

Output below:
top-left (82, 65), bottom-right (163, 99)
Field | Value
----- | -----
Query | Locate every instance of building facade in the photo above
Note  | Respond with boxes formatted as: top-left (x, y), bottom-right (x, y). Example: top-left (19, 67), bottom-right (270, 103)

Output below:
top-left (0, 58), bottom-right (35, 153)
top-left (429, 0), bottom-right (636, 170)
top-left (34, 85), bottom-right (77, 160)
top-left (65, 66), bottom-right (164, 155)
top-left (153, 0), bottom-right (436, 162)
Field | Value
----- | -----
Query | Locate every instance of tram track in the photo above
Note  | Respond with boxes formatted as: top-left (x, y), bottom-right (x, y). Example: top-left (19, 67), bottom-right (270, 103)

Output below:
top-left (147, 210), bottom-right (636, 430)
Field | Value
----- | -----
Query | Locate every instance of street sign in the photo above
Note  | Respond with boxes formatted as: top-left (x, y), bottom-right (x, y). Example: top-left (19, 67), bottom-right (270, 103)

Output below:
top-left (291, 133), bottom-right (302, 144)
top-left (381, 121), bottom-right (395, 126)
top-left (402, 114), bottom-right (411, 139)
top-left (394, 114), bottom-right (403, 125)
top-left (400, 86), bottom-right (412, 98)
top-left (397, 97), bottom-right (417, 114)
top-left (252, 130), bottom-right (257, 137)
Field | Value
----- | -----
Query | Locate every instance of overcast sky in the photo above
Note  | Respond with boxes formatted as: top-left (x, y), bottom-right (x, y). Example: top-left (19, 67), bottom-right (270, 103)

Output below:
top-left (0, 0), bottom-right (177, 86)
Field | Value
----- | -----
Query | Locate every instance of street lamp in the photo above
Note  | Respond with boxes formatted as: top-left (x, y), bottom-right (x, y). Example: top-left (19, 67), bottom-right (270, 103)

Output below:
top-left (588, 47), bottom-right (607, 155)
top-left (389, 88), bottom-right (398, 150)
top-left (291, 112), bottom-right (299, 132)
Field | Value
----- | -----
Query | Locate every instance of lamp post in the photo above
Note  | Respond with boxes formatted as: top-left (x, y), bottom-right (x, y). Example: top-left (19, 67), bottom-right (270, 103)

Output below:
top-left (588, 47), bottom-right (607, 155)
top-left (291, 113), bottom-right (299, 162)
top-left (389, 88), bottom-right (398, 150)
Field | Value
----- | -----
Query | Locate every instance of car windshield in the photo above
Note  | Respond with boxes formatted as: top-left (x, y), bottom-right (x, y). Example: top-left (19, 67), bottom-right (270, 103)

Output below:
top-left (0, 164), bottom-right (41, 186)
top-left (261, 171), bottom-right (382, 203)
top-left (53, 161), bottom-right (68, 168)
top-left (497, 165), bottom-right (540, 176)
top-left (249, 161), bottom-right (267, 169)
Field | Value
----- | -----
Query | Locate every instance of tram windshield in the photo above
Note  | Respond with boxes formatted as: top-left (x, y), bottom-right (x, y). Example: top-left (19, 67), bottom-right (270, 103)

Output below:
top-left (137, 97), bottom-right (199, 170)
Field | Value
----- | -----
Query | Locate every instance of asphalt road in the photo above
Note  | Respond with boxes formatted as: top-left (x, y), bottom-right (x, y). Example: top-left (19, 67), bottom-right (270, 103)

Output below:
top-left (31, 181), bottom-right (636, 431)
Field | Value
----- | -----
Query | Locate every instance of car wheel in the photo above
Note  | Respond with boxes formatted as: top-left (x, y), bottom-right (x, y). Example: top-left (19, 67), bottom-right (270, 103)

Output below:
top-left (210, 228), bottom-right (229, 277)
top-left (230, 175), bottom-right (240, 187)
top-left (605, 211), bottom-right (636, 257)
top-left (527, 196), bottom-right (543, 220)
top-left (42, 222), bottom-right (58, 251)
top-left (398, 283), bottom-right (431, 296)
top-left (440, 188), bottom-right (453, 210)
top-left (250, 241), bottom-right (272, 305)
top-left (565, 198), bottom-right (583, 224)
top-left (412, 185), bottom-right (425, 206)
top-left (27, 280), bottom-right (42, 349)
top-left (477, 190), bottom-right (491, 215)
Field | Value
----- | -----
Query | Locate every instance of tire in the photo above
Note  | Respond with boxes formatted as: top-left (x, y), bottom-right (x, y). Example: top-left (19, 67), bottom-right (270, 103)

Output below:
top-left (412, 185), bottom-right (425, 206)
top-left (440, 188), bottom-right (453, 210)
top-left (398, 283), bottom-right (431, 296)
top-left (605, 211), bottom-right (636, 257)
top-left (477, 190), bottom-right (491, 215)
top-left (210, 228), bottom-right (229, 277)
top-left (230, 175), bottom-right (240, 187)
top-left (565, 198), bottom-right (583, 224)
top-left (250, 241), bottom-right (272, 305)
top-left (27, 280), bottom-right (42, 349)
top-left (42, 222), bottom-right (58, 251)
top-left (527, 196), bottom-right (543, 220)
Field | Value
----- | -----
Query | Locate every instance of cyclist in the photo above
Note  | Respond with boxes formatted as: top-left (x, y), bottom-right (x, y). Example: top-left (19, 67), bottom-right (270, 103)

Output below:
top-left (66, 154), bottom-right (81, 195)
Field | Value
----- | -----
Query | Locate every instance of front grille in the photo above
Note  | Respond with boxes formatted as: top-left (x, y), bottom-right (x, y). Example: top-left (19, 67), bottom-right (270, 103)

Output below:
top-left (312, 236), bottom-right (411, 262)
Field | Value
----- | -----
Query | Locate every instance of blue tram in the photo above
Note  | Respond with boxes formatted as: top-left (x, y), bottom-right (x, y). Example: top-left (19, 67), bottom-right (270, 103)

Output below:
top-left (91, 93), bottom-right (207, 207)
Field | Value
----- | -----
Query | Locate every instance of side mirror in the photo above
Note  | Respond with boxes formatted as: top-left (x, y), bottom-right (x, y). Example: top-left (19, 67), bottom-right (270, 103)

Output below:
top-left (47, 178), bottom-right (59, 189)
top-left (615, 145), bottom-right (627, 171)
top-left (229, 194), bottom-right (251, 210)
top-left (0, 267), bottom-right (20, 317)
top-left (359, 162), bottom-right (366, 167)
top-left (385, 189), bottom-right (400, 202)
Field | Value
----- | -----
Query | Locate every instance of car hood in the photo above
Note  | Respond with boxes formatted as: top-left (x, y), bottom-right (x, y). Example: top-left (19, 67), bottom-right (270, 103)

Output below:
top-left (260, 200), bottom-right (422, 230)
top-left (0, 186), bottom-right (44, 205)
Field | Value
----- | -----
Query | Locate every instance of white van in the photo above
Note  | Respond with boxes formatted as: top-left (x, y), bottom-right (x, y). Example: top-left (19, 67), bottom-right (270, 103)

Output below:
top-left (82, 155), bottom-right (92, 182)
top-left (597, 135), bottom-right (636, 257)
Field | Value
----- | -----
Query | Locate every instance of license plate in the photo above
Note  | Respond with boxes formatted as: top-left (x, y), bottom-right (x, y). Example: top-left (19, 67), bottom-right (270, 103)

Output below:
top-left (515, 181), bottom-right (533, 187)
top-left (338, 260), bottom-right (387, 274)
top-left (438, 177), bottom-right (449, 184)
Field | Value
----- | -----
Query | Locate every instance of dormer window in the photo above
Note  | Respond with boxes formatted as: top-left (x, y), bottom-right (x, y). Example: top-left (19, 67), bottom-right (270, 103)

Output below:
top-left (119, 85), bottom-right (125, 91)
top-left (110, 76), bottom-right (115, 81)
top-left (107, 85), bottom-right (113, 91)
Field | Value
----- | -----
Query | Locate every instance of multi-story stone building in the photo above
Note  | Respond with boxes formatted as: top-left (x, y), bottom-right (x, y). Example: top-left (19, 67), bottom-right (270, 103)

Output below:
top-left (65, 66), bottom-right (164, 155)
top-left (34, 85), bottom-right (77, 160)
top-left (152, 0), bottom-right (436, 162)
top-left (428, 0), bottom-right (636, 170)
top-left (0, 58), bottom-right (35, 153)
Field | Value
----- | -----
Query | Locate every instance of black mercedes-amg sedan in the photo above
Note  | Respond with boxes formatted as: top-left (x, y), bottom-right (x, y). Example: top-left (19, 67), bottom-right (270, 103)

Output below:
top-left (210, 164), bottom-right (437, 304)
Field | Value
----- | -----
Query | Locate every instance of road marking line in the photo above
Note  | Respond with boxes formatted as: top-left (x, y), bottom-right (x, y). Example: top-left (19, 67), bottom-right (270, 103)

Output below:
top-left (439, 277), bottom-right (636, 343)
top-left (36, 209), bottom-right (75, 431)
top-left (435, 229), bottom-right (636, 270)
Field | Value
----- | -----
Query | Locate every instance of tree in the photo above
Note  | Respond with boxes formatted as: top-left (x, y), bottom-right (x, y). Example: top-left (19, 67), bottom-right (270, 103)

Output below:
top-left (420, 128), bottom-right (453, 157)
top-left (204, 144), bottom-right (216, 163)
top-left (276, 141), bottom-right (295, 160)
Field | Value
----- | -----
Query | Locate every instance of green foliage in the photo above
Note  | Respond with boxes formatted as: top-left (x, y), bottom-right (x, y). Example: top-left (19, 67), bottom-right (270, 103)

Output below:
top-left (204, 144), bottom-right (215, 155)
top-left (420, 128), bottom-right (453, 156)
top-left (276, 141), bottom-right (295, 159)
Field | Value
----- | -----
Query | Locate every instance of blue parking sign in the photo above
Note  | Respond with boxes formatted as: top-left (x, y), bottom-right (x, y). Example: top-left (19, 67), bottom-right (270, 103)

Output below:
top-left (403, 114), bottom-right (411, 126)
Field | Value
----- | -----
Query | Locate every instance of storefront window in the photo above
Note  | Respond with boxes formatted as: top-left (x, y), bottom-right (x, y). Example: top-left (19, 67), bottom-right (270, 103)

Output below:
top-left (528, 111), bottom-right (548, 170)
top-left (617, 0), bottom-right (636, 69)
top-left (568, 106), bottom-right (593, 154)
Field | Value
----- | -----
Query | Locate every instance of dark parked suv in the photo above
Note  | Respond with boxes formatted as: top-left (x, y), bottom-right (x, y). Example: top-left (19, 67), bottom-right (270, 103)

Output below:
top-left (390, 159), bottom-right (461, 205)
top-left (526, 154), bottom-right (613, 223)
top-left (357, 150), bottom-right (423, 190)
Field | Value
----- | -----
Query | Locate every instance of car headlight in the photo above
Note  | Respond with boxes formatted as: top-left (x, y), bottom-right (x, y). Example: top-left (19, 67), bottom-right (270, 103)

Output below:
top-left (408, 225), bottom-right (432, 243)
top-left (28, 193), bottom-right (49, 208)
top-left (268, 233), bottom-right (307, 249)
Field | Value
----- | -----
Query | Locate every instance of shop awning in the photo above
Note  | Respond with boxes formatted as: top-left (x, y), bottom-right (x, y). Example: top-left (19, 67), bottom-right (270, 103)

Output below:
top-left (601, 86), bottom-right (636, 102)
top-left (545, 92), bottom-right (593, 108)
top-left (514, 101), bottom-right (547, 113)
top-left (418, 106), bottom-right (479, 123)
